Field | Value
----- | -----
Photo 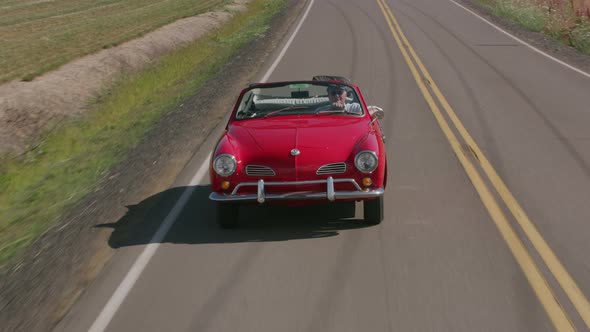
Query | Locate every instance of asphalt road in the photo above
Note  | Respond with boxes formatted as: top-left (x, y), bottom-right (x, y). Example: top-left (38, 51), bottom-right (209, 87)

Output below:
top-left (55, 0), bottom-right (590, 331)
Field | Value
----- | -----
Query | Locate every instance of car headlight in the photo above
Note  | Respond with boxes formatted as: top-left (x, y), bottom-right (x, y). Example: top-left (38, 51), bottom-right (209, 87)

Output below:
top-left (354, 150), bottom-right (378, 173)
top-left (213, 154), bottom-right (237, 177)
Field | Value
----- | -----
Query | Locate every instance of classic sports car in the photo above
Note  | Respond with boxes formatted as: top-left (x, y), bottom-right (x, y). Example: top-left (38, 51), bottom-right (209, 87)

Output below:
top-left (209, 76), bottom-right (387, 228)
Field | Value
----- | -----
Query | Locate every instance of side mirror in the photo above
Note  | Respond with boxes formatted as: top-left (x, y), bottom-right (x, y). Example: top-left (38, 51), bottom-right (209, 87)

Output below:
top-left (367, 106), bottom-right (384, 120)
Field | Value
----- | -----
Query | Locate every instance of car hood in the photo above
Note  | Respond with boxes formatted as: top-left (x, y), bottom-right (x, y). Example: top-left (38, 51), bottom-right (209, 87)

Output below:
top-left (228, 116), bottom-right (370, 178)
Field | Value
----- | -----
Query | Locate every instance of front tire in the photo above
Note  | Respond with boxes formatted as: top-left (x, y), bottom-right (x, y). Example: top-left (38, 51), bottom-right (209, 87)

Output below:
top-left (217, 202), bottom-right (239, 228)
top-left (364, 196), bottom-right (383, 225)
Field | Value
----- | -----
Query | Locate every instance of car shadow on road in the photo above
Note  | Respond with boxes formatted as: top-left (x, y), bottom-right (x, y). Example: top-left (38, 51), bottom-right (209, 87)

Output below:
top-left (96, 185), bottom-right (371, 248)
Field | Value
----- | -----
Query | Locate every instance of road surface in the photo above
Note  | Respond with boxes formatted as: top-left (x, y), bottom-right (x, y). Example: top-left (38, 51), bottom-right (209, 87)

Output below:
top-left (56, 0), bottom-right (590, 331)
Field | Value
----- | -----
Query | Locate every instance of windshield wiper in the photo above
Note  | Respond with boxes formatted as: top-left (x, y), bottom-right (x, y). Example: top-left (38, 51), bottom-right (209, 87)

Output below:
top-left (314, 108), bottom-right (353, 115)
top-left (264, 106), bottom-right (308, 118)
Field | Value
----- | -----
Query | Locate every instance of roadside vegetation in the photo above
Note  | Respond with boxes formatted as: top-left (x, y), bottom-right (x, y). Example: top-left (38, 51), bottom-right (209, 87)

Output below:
top-left (476, 0), bottom-right (590, 54)
top-left (0, 0), bottom-right (285, 268)
top-left (0, 0), bottom-right (228, 83)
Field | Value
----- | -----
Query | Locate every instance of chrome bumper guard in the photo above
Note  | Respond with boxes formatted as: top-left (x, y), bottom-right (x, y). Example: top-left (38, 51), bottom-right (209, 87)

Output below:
top-left (209, 177), bottom-right (384, 203)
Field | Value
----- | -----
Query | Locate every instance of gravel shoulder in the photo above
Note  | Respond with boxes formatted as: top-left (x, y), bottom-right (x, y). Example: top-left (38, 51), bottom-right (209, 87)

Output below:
top-left (0, 1), bottom-right (306, 331)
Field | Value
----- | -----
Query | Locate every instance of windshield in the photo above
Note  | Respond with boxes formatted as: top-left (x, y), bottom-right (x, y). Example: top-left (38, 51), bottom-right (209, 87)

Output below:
top-left (234, 82), bottom-right (364, 120)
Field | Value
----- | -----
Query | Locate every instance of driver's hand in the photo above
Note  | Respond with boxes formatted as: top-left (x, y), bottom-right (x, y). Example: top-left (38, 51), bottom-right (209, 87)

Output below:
top-left (331, 101), bottom-right (345, 110)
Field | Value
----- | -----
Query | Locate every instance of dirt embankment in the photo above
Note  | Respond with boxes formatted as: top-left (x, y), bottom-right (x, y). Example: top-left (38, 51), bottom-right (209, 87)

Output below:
top-left (0, 1), bottom-right (248, 156)
top-left (573, 0), bottom-right (590, 17)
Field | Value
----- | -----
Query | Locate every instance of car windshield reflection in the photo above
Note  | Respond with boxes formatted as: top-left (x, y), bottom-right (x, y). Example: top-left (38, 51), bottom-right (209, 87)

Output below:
top-left (235, 82), bottom-right (364, 119)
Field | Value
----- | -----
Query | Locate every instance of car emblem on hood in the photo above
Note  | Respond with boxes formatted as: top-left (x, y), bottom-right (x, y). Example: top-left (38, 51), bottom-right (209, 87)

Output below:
top-left (291, 149), bottom-right (300, 156)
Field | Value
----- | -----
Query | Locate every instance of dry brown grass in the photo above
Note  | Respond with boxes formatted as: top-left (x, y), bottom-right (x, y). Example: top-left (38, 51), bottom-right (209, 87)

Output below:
top-left (0, 0), bottom-right (228, 83)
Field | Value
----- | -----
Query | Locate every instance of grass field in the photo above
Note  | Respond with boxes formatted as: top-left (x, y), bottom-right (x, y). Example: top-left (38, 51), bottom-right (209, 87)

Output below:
top-left (477, 0), bottom-right (590, 55)
top-left (0, 0), bottom-right (285, 269)
top-left (0, 0), bottom-right (229, 83)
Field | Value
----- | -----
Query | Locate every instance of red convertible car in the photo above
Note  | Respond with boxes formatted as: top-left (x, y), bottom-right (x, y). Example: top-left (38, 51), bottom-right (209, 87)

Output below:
top-left (209, 76), bottom-right (387, 228)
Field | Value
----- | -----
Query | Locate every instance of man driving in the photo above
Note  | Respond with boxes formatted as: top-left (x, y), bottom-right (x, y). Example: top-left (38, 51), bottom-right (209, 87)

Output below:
top-left (323, 85), bottom-right (362, 114)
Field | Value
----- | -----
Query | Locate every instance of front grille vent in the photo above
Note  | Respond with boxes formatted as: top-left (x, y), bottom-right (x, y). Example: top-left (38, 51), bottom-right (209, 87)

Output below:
top-left (246, 165), bottom-right (276, 176)
top-left (316, 162), bottom-right (347, 175)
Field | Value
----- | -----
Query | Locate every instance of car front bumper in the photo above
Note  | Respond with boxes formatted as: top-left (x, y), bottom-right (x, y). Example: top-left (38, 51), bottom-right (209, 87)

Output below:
top-left (209, 177), bottom-right (384, 203)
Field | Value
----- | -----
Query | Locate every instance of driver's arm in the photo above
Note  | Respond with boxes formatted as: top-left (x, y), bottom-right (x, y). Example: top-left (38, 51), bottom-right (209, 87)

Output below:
top-left (345, 103), bottom-right (362, 114)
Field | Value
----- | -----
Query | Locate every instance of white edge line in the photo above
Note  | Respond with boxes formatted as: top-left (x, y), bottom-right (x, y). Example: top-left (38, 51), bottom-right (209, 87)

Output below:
top-left (88, 159), bottom-right (209, 332)
top-left (88, 0), bottom-right (316, 331)
top-left (450, 0), bottom-right (590, 79)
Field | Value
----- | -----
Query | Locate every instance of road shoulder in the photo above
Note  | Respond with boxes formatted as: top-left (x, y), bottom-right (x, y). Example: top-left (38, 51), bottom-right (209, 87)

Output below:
top-left (459, 0), bottom-right (590, 75)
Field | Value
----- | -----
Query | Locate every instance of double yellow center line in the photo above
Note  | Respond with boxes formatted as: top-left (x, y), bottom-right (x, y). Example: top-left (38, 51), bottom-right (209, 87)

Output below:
top-left (375, 0), bottom-right (590, 331)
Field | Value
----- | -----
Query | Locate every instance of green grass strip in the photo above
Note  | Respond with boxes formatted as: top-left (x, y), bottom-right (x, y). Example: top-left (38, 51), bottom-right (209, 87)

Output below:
top-left (492, 0), bottom-right (548, 32)
top-left (570, 19), bottom-right (590, 54)
top-left (0, 0), bottom-right (285, 268)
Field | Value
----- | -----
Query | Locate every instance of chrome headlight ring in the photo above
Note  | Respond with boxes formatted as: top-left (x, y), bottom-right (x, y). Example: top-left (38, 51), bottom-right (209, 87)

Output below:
top-left (354, 150), bottom-right (378, 174)
top-left (213, 154), bottom-right (237, 177)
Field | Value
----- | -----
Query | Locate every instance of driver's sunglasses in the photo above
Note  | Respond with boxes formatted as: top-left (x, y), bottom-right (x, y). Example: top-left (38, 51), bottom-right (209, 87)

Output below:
top-left (330, 90), bottom-right (345, 96)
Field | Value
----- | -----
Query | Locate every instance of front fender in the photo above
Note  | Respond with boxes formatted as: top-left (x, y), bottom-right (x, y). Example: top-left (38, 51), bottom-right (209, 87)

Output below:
top-left (350, 131), bottom-right (386, 188)
top-left (210, 132), bottom-right (242, 191)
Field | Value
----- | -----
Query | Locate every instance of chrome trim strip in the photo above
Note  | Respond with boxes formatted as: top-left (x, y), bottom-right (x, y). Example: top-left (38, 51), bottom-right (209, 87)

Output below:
top-left (327, 177), bottom-right (335, 202)
top-left (257, 179), bottom-right (265, 203)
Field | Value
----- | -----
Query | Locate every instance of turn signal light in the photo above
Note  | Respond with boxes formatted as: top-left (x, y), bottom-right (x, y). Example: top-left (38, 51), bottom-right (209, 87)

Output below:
top-left (362, 177), bottom-right (373, 187)
top-left (221, 181), bottom-right (231, 190)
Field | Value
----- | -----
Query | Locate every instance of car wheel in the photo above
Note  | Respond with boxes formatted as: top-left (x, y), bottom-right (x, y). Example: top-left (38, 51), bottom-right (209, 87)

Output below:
top-left (217, 202), bottom-right (239, 228)
top-left (364, 196), bottom-right (383, 225)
